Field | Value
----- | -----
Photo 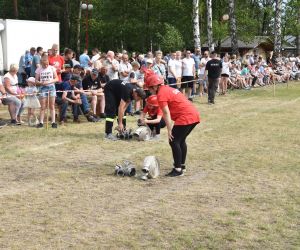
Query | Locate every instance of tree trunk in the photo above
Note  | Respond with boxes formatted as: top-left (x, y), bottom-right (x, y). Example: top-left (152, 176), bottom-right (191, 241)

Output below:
top-left (64, 0), bottom-right (70, 47)
top-left (193, 0), bottom-right (201, 50)
top-left (76, 0), bottom-right (82, 55)
top-left (229, 0), bottom-right (238, 55)
top-left (297, 7), bottom-right (300, 56)
top-left (13, 0), bottom-right (18, 19)
top-left (206, 0), bottom-right (213, 52)
top-left (273, 0), bottom-right (282, 63)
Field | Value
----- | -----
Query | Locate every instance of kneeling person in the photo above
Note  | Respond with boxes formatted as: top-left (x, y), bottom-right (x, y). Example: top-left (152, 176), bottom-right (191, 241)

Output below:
top-left (140, 95), bottom-right (165, 139)
top-left (104, 79), bottom-right (146, 140)
top-left (56, 75), bottom-right (82, 123)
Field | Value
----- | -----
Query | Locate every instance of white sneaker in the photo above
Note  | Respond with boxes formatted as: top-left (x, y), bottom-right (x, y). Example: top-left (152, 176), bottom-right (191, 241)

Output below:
top-left (105, 133), bottom-right (118, 141)
top-left (151, 134), bottom-right (160, 140)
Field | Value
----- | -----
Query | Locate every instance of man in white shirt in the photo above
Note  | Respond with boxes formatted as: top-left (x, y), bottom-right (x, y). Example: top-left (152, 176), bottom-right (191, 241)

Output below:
top-left (167, 52), bottom-right (177, 88)
top-left (119, 54), bottom-right (132, 81)
top-left (181, 50), bottom-right (195, 101)
top-left (199, 51), bottom-right (211, 96)
top-left (174, 51), bottom-right (183, 89)
top-left (104, 51), bottom-right (120, 80)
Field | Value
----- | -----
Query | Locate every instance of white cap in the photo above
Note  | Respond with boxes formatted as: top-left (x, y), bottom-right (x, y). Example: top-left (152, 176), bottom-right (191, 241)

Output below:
top-left (26, 77), bottom-right (36, 83)
top-left (146, 58), bottom-right (153, 64)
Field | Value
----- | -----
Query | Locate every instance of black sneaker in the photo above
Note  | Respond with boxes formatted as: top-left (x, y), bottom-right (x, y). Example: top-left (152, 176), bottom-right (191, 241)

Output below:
top-left (51, 123), bottom-right (58, 128)
top-left (165, 168), bottom-right (184, 177)
top-left (86, 115), bottom-right (98, 122)
top-left (36, 123), bottom-right (44, 128)
top-left (10, 119), bottom-right (17, 125)
top-left (188, 97), bottom-right (193, 102)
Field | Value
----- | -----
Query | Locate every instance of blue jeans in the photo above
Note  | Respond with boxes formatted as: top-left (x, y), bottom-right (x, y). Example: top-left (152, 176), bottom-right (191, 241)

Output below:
top-left (80, 94), bottom-right (90, 114)
top-left (56, 97), bottom-right (79, 121)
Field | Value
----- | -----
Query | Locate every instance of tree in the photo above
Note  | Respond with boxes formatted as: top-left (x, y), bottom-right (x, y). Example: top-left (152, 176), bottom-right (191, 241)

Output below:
top-left (206, 0), bottom-right (214, 52)
top-left (273, 0), bottom-right (282, 62)
top-left (229, 0), bottom-right (238, 55)
top-left (156, 23), bottom-right (184, 52)
top-left (13, 0), bottom-right (18, 19)
top-left (193, 0), bottom-right (201, 50)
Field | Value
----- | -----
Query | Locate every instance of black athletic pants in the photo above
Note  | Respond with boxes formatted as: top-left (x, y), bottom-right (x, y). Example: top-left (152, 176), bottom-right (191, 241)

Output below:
top-left (148, 118), bottom-right (166, 135)
top-left (208, 77), bottom-right (219, 103)
top-left (169, 122), bottom-right (198, 168)
top-left (104, 89), bottom-right (126, 134)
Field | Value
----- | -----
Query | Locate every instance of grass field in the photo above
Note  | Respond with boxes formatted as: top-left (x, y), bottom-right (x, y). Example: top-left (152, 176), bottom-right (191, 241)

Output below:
top-left (0, 83), bottom-right (300, 249)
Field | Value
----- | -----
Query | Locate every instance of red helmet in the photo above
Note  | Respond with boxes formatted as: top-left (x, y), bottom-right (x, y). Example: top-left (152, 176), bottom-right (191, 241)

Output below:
top-left (144, 73), bottom-right (164, 88)
top-left (146, 95), bottom-right (159, 107)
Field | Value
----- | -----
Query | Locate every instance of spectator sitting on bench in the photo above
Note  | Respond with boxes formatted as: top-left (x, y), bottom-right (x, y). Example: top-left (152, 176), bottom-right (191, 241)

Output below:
top-left (56, 75), bottom-right (82, 124)
top-left (82, 68), bottom-right (104, 119)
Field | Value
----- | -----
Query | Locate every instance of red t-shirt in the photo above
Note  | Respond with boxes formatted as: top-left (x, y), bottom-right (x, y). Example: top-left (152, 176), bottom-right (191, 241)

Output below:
top-left (157, 85), bottom-right (200, 125)
top-left (49, 55), bottom-right (64, 81)
top-left (143, 105), bottom-right (163, 118)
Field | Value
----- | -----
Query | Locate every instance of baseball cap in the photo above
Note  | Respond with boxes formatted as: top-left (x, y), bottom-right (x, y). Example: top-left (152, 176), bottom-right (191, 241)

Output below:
top-left (91, 68), bottom-right (99, 76)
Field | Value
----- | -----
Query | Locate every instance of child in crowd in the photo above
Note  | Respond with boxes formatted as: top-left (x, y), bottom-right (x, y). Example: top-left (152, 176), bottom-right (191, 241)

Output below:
top-left (23, 77), bottom-right (40, 126)
top-left (139, 95), bottom-right (165, 139)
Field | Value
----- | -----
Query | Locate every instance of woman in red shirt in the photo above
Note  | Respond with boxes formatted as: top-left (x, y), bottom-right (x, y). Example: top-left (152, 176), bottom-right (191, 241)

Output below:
top-left (145, 73), bottom-right (200, 177)
top-left (139, 95), bottom-right (165, 139)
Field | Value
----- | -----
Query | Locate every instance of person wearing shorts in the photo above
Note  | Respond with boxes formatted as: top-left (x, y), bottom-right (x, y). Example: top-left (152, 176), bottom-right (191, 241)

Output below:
top-left (35, 55), bottom-right (59, 128)
top-left (181, 50), bottom-right (195, 101)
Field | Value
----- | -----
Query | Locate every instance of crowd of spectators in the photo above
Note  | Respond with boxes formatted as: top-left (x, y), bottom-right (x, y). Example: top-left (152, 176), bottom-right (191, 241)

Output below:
top-left (0, 43), bottom-right (299, 127)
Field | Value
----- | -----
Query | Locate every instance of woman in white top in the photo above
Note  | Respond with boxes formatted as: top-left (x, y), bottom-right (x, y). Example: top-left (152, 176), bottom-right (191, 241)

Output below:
top-left (220, 56), bottom-right (232, 95)
top-left (2, 64), bottom-right (23, 124)
top-left (35, 55), bottom-right (59, 128)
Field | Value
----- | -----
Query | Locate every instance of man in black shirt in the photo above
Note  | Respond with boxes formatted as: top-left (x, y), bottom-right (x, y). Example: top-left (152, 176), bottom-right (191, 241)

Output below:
top-left (104, 79), bottom-right (146, 140)
top-left (204, 51), bottom-right (222, 104)
top-left (82, 69), bottom-right (103, 118)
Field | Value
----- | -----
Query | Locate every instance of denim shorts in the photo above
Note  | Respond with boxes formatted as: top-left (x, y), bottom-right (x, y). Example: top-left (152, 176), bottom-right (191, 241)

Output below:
top-left (39, 84), bottom-right (56, 98)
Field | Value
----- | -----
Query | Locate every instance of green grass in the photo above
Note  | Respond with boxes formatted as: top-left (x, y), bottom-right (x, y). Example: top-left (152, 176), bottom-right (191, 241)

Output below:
top-left (0, 83), bottom-right (299, 249)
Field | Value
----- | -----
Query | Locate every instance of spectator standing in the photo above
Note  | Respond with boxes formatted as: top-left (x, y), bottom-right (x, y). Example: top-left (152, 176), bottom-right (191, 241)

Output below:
top-left (192, 48), bottom-right (201, 74)
top-left (48, 44), bottom-right (65, 82)
top-left (25, 47), bottom-right (36, 78)
top-left (198, 51), bottom-right (210, 96)
top-left (220, 56), bottom-right (231, 95)
top-left (153, 50), bottom-right (166, 80)
top-left (104, 51), bottom-right (120, 80)
top-left (119, 54), bottom-right (133, 81)
top-left (35, 55), bottom-right (59, 128)
top-left (204, 51), bottom-right (222, 104)
top-left (23, 77), bottom-right (40, 126)
top-left (79, 49), bottom-right (91, 70)
top-left (30, 47), bottom-right (43, 77)
top-left (167, 52), bottom-right (177, 88)
top-left (174, 51), bottom-right (183, 89)
top-left (181, 50), bottom-right (195, 101)
top-left (18, 51), bottom-right (27, 85)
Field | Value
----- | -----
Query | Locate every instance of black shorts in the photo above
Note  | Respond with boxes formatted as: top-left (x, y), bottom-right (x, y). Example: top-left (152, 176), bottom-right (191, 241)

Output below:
top-left (181, 76), bottom-right (194, 88)
top-left (221, 73), bottom-right (229, 77)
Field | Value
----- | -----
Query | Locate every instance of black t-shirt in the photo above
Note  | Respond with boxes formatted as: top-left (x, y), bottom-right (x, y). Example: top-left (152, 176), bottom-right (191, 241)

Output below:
top-left (64, 59), bottom-right (74, 68)
top-left (205, 59), bottom-right (222, 79)
top-left (98, 74), bottom-right (110, 85)
top-left (82, 75), bottom-right (101, 90)
top-left (105, 79), bottom-right (134, 102)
